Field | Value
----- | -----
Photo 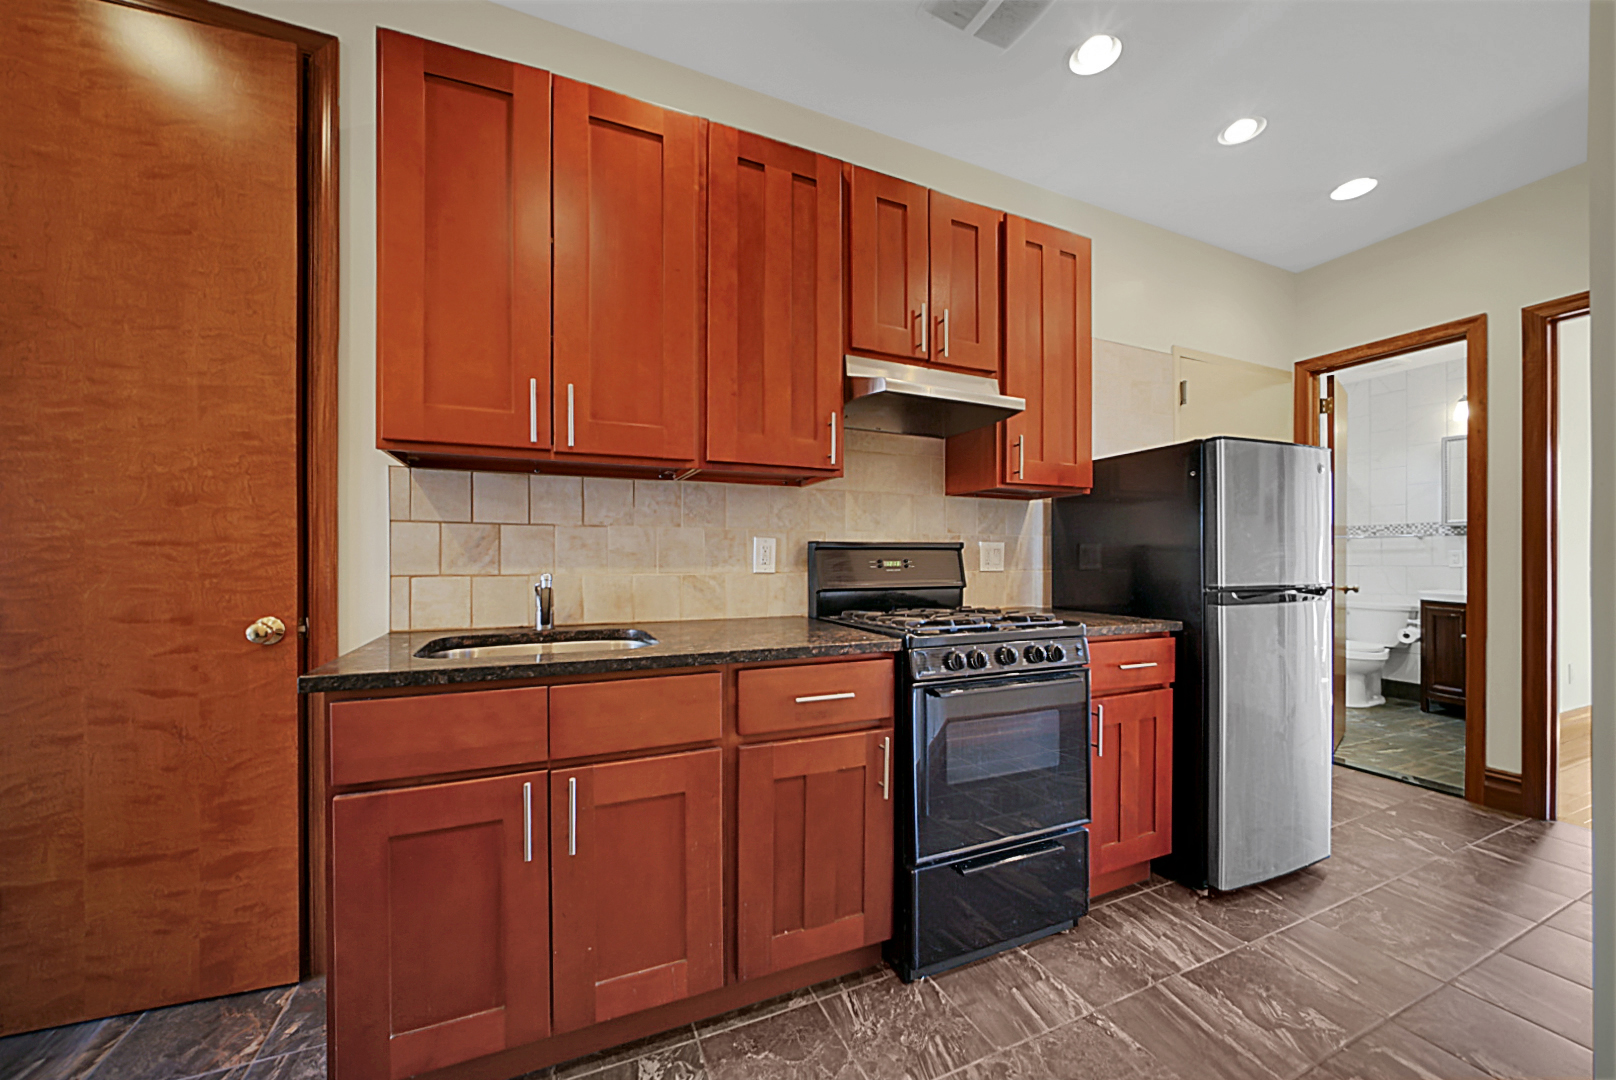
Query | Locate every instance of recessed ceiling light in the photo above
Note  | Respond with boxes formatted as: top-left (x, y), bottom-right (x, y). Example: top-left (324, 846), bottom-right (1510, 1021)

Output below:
top-left (1069, 34), bottom-right (1122, 76)
top-left (1330, 177), bottom-right (1378, 201)
top-left (1217, 117), bottom-right (1266, 146)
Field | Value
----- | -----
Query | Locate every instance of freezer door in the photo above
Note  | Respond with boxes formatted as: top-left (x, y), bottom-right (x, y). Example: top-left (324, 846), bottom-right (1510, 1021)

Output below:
top-left (1207, 591), bottom-right (1332, 890)
top-left (1205, 439), bottom-right (1331, 588)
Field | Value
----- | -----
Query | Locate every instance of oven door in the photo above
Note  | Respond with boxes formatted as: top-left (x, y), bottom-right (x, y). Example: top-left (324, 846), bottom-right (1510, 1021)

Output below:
top-left (912, 671), bottom-right (1091, 863)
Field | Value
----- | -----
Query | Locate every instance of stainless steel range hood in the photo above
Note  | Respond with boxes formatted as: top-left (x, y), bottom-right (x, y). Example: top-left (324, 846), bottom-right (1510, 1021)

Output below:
top-left (842, 356), bottom-right (1024, 438)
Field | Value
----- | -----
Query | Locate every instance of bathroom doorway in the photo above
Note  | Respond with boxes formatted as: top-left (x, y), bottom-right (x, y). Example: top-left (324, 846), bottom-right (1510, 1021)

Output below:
top-left (1295, 316), bottom-right (1489, 803)
top-left (1522, 293), bottom-right (1592, 826)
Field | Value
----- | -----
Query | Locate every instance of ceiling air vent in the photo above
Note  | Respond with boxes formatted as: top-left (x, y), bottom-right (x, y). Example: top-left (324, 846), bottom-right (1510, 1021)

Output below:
top-left (923, 0), bottom-right (1053, 49)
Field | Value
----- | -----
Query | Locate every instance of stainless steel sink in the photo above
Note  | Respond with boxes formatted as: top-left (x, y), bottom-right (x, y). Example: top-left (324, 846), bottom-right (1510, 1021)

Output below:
top-left (415, 628), bottom-right (658, 661)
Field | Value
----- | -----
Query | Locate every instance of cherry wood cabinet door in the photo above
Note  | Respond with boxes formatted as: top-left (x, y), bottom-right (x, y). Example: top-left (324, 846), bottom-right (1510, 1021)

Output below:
top-left (551, 748), bottom-right (723, 1033)
top-left (847, 167), bottom-right (930, 361)
top-left (330, 771), bottom-right (549, 1080)
top-left (707, 126), bottom-right (842, 471)
top-left (1002, 216), bottom-right (1093, 490)
top-left (928, 193), bottom-right (1001, 374)
top-left (553, 78), bottom-right (701, 463)
top-left (377, 30), bottom-right (551, 450)
top-left (736, 729), bottom-right (894, 980)
top-left (1089, 690), bottom-right (1173, 876)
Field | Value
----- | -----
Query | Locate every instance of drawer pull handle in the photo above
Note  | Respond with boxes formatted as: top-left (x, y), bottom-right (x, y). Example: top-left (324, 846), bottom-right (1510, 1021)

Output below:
top-left (956, 839), bottom-right (1063, 876)
top-left (795, 692), bottom-right (856, 704)
top-left (1092, 702), bottom-right (1105, 758)
top-left (880, 736), bottom-right (891, 800)
top-left (1117, 662), bottom-right (1159, 670)
top-left (523, 781), bottom-right (533, 863)
top-left (567, 776), bottom-right (577, 857)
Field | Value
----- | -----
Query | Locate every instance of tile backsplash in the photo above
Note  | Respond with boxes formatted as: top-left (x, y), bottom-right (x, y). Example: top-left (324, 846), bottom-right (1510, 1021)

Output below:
top-left (388, 429), bottom-right (1050, 630)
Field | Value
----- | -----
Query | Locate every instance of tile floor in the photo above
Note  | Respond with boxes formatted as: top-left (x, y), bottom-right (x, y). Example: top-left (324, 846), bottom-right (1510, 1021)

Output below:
top-left (2, 767), bottom-right (1592, 1080)
top-left (1334, 698), bottom-right (1466, 795)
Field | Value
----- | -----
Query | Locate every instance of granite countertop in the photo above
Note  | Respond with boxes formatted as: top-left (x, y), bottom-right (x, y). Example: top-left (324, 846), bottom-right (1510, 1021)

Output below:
top-left (1044, 610), bottom-right (1183, 636)
top-left (298, 616), bottom-right (901, 694)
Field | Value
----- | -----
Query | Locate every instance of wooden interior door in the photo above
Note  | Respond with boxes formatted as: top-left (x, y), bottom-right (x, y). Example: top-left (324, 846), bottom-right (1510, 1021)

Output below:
top-left (551, 749), bottom-right (723, 1033)
top-left (377, 31), bottom-right (551, 450)
top-left (553, 78), bottom-right (700, 463)
top-left (706, 125), bottom-right (842, 471)
top-left (1090, 690), bottom-right (1174, 876)
top-left (736, 729), bottom-right (893, 980)
top-left (0, 0), bottom-right (303, 1034)
top-left (330, 772), bottom-right (550, 1080)
top-left (847, 167), bottom-right (930, 360)
top-left (1003, 216), bottom-right (1093, 490)
top-left (928, 193), bottom-right (1001, 374)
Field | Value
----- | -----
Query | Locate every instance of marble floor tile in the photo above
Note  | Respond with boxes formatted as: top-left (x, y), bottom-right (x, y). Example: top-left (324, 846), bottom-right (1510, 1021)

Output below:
top-left (1453, 952), bottom-right (1594, 1049)
top-left (1147, 882), bottom-right (1303, 943)
top-left (1331, 767), bottom-right (1425, 811)
top-left (1476, 826), bottom-right (1594, 874)
top-left (1325, 820), bottom-right (1443, 880)
top-left (1100, 979), bottom-right (1290, 1080)
top-left (820, 973), bottom-right (993, 1080)
top-left (1248, 920), bottom-right (1440, 1018)
top-left (930, 948), bottom-right (1089, 1048)
top-left (1310, 878), bottom-right (1533, 981)
top-left (697, 1001), bottom-right (852, 1080)
top-left (235, 1046), bottom-right (327, 1080)
top-left (692, 989), bottom-right (816, 1038)
top-left (1021, 914), bottom-right (1180, 1012)
top-left (1394, 986), bottom-right (1592, 1080)
top-left (84, 985), bottom-right (295, 1080)
top-left (255, 979), bottom-right (324, 1060)
top-left (1304, 1020), bottom-right (1489, 1080)
top-left (0, 1013), bottom-right (137, 1080)
top-left (1502, 924), bottom-right (1593, 989)
top-left (1547, 898), bottom-right (1595, 942)
top-left (947, 1013), bottom-right (1181, 1080)
top-left (1083, 891), bottom-right (1243, 975)
top-left (1396, 848), bottom-right (1585, 922)
top-left (1252, 854), bottom-right (1391, 918)
top-left (568, 1040), bottom-right (704, 1080)
top-left (551, 1025), bottom-right (698, 1079)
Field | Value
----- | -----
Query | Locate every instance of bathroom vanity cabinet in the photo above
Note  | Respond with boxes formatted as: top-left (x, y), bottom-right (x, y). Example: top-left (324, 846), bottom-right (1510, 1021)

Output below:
top-left (1420, 599), bottom-right (1466, 713)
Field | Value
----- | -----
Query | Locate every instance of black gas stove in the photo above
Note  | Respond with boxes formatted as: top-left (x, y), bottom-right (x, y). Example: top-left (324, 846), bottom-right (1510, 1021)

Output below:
top-left (808, 541), bottom-right (1092, 982)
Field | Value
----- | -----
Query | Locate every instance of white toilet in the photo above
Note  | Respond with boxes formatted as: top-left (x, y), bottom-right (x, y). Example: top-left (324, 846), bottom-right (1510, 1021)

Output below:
top-left (1344, 600), bottom-right (1418, 709)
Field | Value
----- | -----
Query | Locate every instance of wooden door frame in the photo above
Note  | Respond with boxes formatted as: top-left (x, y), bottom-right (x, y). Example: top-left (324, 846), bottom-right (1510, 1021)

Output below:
top-left (1294, 316), bottom-right (1492, 807)
top-left (1522, 292), bottom-right (1592, 820)
top-left (103, 0), bottom-right (340, 972)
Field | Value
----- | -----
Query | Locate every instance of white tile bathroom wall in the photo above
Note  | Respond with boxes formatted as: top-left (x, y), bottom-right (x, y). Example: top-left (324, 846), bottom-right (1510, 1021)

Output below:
top-left (387, 430), bottom-right (1051, 630)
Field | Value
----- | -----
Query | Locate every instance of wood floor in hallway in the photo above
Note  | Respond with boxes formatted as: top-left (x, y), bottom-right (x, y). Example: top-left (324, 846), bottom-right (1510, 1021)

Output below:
top-left (1557, 706), bottom-right (1591, 829)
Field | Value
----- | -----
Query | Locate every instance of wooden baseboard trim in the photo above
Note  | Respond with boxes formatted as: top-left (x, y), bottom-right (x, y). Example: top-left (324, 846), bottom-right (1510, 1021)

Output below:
top-left (1483, 767), bottom-right (1528, 817)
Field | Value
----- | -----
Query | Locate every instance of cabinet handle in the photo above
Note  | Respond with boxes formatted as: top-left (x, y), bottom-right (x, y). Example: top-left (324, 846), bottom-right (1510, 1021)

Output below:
top-left (829, 412), bottom-right (838, 466)
top-left (795, 691), bottom-right (855, 704)
top-left (567, 776), bottom-right (577, 857)
top-left (918, 301), bottom-right (928, 354)
top-left (1092, 702), bottom-right (1105, 757)
top-left (523, 781), bottom-right (533, 863)
top-left (1016, 435), bottom-right (1025, 478)
top-left (881, 736), bottom-right (891, 800)
top-left (566, 383), bottom-right (576, 448)
top-left (1118, 662), bottom-right (1158, 670)
top-left (528, 379), bottom-right (538, 443)
top-left (942, 307), bottom-right (950, 357)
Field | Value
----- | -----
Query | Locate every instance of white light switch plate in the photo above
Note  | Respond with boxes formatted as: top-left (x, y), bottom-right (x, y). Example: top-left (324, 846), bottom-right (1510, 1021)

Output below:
top-left (1447, 549), bottom-right (1464, 568)
top-left (979, 541), bottom-right (1005, 572)
top-left (752, 536), bottom-right (777, 574)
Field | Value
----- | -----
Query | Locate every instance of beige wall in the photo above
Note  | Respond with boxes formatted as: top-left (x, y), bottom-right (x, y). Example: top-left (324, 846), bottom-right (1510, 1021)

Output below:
top-left (227, 0), bottom-right (1300, 652)
top-left (1295, 164), bottom-right (1590, 772)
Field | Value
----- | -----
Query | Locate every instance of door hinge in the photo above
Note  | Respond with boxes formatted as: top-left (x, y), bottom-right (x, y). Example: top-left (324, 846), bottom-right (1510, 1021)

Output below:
top-left (298, 617), bottom-right (309, 636)
top-left (1178, 380), bottom-right (1188, 406)
top-left (1319, 398), bottom-right (1335, 415)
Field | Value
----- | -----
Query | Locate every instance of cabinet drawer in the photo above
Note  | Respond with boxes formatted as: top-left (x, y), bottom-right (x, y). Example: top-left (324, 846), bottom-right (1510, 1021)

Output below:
top-left (737, 659), bottom-right (894, 736)
top-left (549, 672), bottom-right (722, 759)
top-left (329, 686), bottom-right (548, 787)
top-left (1088, 636), bottom-right (1176, 696)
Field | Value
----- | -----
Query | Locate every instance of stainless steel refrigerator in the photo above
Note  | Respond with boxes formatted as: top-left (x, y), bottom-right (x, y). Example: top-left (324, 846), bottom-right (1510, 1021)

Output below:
top-left (1052, 437), bottom-right (1333, 891)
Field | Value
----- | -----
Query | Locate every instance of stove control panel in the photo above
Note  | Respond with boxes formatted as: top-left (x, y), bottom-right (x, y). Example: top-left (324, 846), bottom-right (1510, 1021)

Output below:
top-left (910, 636), bottom-right (1088, 681)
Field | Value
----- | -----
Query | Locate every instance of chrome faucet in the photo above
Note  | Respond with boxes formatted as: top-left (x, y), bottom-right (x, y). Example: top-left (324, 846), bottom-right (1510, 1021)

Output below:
top-left (535, 574), bottom-right (554, 631)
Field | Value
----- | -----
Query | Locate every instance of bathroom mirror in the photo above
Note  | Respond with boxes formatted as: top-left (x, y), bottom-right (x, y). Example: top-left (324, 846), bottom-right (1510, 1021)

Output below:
top-left (1441, 435), bottom-right (1467, 525)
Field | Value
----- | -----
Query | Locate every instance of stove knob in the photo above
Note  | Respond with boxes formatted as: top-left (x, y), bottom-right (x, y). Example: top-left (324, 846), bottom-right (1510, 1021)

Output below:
top-left (942, 650), bottom-right (966, 671)
top-left (1023, 644), bottom-right (1047, 664)
top-left (1046, 643), bottom-right (1067, 663)
top-left (994, 646), bottom-right (1018, 666)
top-left (967, 649), bottom-right (990, 670)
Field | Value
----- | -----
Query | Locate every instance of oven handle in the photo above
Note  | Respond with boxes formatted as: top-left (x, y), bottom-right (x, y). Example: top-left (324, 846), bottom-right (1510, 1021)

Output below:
top-left (954, 838), bottom-right (1065, 876)
top-left (929, 675), bottom-right (1085, 699)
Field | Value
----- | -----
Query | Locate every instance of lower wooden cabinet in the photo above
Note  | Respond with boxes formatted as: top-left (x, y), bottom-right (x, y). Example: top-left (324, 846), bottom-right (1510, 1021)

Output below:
top-left (1420, 599), bottom-right (1466, 712)
top-left (550, 748), bottom-right (724, 1033)
top-left (330, 771), bottom-right (551, 1080)
top-left (1090, 689), bottom-right (1173, 884)
top-left (736, 728), bottom-right (894, 979)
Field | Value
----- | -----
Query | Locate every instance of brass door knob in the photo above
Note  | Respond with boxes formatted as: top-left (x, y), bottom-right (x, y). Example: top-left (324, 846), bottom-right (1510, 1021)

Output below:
top-left (246, 616), bottom-right (286, 646)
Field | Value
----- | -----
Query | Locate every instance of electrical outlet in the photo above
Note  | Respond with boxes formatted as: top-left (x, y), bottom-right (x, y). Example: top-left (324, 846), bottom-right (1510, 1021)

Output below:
top-left (1447, 549), bottom-right (1464, 568)
top-left (752, 535), bottom-right (777, 574)
top-left (979, 541), bottom-right (1006, 572)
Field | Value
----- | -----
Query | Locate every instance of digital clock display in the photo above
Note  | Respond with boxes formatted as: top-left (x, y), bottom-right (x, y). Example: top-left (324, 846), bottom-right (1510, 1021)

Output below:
top-left (879, 559), bottom-right (905, 569)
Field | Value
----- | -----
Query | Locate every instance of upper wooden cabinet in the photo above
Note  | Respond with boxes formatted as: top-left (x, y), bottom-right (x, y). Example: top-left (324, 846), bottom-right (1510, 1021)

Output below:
top-left (945, 216), bottom-right (1092, 497)
top-left (707, 126), bottom-right (843, 473)
top-left (928, 192), bottom-right (1002, 374)
top-left (377, 30), bottom-right (551, 451)
top-left (553, 79), bottom-right (701, 465)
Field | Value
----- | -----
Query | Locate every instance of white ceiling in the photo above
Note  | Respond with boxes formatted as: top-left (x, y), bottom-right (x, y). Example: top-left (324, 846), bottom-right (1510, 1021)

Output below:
top-left (496, 0), bottom-right (1589, 271)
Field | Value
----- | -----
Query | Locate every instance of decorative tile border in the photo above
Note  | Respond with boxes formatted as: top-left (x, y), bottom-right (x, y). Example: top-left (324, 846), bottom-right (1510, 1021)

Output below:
top-left (1341, 521), bottom-right (1466, 539)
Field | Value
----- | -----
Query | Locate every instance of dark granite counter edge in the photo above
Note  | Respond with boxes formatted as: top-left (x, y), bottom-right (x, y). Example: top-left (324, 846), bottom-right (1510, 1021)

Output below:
top-left (298, 638), bottom-right (902, 695)
top-left (1046, 610), bottom-right (1184, 636)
